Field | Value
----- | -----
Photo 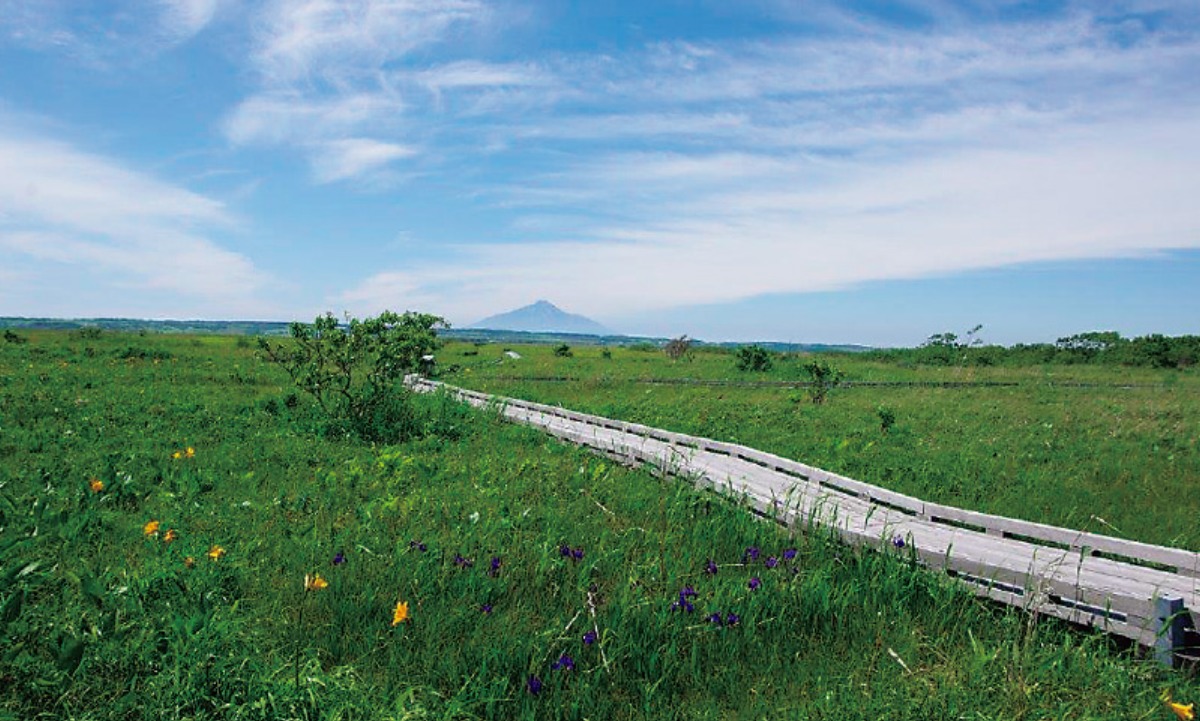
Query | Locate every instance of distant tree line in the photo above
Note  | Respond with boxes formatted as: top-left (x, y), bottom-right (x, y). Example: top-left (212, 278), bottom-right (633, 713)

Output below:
top-left (865, 331), bottom-right (1200, 369)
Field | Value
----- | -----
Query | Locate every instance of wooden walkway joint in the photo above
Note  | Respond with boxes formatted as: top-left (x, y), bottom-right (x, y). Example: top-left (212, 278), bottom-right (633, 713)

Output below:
top-left (409, 377), bottom-right (1200, 666)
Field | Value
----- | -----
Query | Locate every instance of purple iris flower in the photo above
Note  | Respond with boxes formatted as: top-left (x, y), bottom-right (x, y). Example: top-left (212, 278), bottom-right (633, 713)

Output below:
top-left (765, 556), bottom-right (779, 569)
top-left (704, 559), bottom-right (718, 575)
top-left (526, 675), bottom-right (542, 696)
top-left (893, 535), bottom-right (906, 549)
top-left (480, 603), bottom-right (493, 614)
top-left (743, 546), bottom-right (760, 562)
top-left (582, 630), bottom-right (597, 645)
top-left (454, 554), bottom-right (473, 568)
top-left (571, 547), bottom-right (584, 561)
top-left (707, 613), bottom-right (724, 626)
top-left (726, 612), bottom-right (740, 626)
top-left (748, 577), bottom-right (761, 591)
top-left (672, 584), bottom-right (698, 612)
top-left (552, 654), bottom-right (575, 671)
top-left (332, 551), bottom-right (346, 566)
top-left (409, 540), bottom-right (427, 552)
top-left (559, 544), bottom-right (572, 557)
top-left (488, 556), bottom-right (502, 577)
top-left (783, 548), bottom-right (798, 561)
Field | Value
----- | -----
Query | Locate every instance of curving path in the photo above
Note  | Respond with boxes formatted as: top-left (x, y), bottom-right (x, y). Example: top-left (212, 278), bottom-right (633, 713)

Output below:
top-left (409, 377), bottom-right (1200, 665)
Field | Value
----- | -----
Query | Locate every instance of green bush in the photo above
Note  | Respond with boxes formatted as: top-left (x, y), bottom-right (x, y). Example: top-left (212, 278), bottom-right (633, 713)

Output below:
top-left (802, 360), bottom-right (844, 405)
top-left (258, 311), bottom-right (446, 443)
top-left (735, 345), bottom-right (773, 372)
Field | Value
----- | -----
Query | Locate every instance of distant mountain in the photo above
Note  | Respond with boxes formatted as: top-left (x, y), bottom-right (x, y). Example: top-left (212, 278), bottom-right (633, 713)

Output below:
top-left (470, 300), bottom-right (611, 335)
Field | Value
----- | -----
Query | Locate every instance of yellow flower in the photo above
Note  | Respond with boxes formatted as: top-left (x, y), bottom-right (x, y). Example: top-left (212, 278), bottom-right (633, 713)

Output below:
top-left (391, 600), bottom-right (410, 626)
top-left (304, 574), bottom-right (329, 592)
top-left (172, 451), bottom-right (182, 460)
top-left (1170, 702), bottom-right (1195, 721)
top-left (185, 446), bottom-right (195, 459)
top-left (183, 556), bottom-right (196, 569)
top-left (143, 520), bottom-right (160, 536)
top-left (163, 529), bottom-right (179, 543)
top-left (207, 545), bottom-right (226, 561)
top-left (89, 478), bottom-right (104, 493)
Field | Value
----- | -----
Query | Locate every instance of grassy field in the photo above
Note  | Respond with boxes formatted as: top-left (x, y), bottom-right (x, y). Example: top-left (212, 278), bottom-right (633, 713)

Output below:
top-left (1, 330), bottom-right (1197, 719)
top-left (446, 342), bottom-right (1200, 551)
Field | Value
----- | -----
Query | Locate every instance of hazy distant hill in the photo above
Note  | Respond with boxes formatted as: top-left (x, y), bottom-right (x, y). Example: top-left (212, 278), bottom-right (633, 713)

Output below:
top-left (0, 316), bottom-right (873, 352)
top-left (470, 300), bottom-right (611, 335)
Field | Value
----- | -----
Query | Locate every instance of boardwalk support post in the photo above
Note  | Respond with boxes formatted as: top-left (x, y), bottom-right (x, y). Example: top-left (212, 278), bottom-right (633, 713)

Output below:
top-left (1155, 595), bottom-right (1186, 668)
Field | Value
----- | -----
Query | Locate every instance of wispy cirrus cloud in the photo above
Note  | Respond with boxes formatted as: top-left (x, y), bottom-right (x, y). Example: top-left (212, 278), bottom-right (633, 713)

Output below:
top-left (206, 1), bottom-right (1200, 328)
top-left (311, 138), bottom-right (417, 182)
top-left (334, 4), bottom-right (1200, 326)
top-left (223, 0), bottom-right (511, 182)
top-left (157, 0), bottom-right (222, 41)
top-left (251, 0), bottom-right (487, 84)
top-left (0, 0), bottom-right (223, 62)
top-left (341, 113), bottom-right (1200, 325)
top-left (0, 123), bottom-right (274, 317)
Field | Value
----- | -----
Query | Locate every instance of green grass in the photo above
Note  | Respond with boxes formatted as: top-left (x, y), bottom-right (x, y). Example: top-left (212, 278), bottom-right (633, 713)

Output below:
top-left (0, 331), bottom-right (1196, 719)
top-left (447, 341), bottom-right (1200, 550)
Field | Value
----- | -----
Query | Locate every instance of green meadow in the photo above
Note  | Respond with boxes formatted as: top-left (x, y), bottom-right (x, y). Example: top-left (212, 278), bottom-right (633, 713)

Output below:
top-left (1, 330), bottom-right (1198, 719)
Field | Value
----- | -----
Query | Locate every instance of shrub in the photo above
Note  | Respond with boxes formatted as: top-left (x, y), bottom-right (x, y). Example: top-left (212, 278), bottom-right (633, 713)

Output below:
top-left (72, 327), bottom-right (103, 341)
top-left (877, 406), bottom-right (896, 434)
top-left (258, 311), bottom-right (446, 443)
top-left (553, 343), bottom-right (573, 358)
top-left (735, 345), bottom-right (773, 372)
top-left (802, 360), bottom-right (844, 405)
top-left (664, 335), bottom-right (694, 361)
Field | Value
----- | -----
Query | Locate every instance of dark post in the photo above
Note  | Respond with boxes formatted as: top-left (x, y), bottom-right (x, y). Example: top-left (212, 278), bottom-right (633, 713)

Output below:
top-left (1155, 595), bottom-right (1186, 668)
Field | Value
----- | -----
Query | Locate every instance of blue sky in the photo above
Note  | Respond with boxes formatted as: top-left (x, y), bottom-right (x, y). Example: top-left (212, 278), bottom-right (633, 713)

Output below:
top-left (1, 0), bottom-right (1197, 346)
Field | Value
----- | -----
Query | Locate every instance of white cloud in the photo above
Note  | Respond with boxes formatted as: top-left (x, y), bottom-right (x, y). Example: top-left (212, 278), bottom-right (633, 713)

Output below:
top-left (253, 0), bottom-right (487, 84)
top-left (311, 138), bottom-right (416, 182)
top-left (337, 114), bottom-right (1200, 324)
top-left (0, 127), bottom-right (275, 316)
top-left (0, 0), bottom-right (223, 63)
top-left (158, 0), bottom-right (221, 40)
top-left (229, 1), bottom-right (1199, 328)
top-left (224, 92), bottom-right (403, 146)
top-left (226, 0), bottom-right (497, 180)
top-left (411, 60), bottom-right (549, 91)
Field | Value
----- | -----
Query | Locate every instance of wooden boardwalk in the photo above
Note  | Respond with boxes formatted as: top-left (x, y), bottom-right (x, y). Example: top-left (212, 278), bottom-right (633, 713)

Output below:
top-left (410, 377), bottom-right (1200, 664)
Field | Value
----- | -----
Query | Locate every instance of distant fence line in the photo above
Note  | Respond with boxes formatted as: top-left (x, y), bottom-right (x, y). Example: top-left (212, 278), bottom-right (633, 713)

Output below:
top-left (460, 374), bottom-right (1166, 390)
